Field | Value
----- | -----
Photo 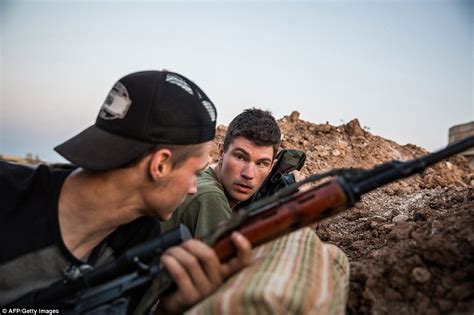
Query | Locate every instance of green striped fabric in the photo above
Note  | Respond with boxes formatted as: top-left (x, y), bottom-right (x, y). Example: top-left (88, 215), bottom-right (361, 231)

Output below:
top-left (186, 228), bottom-right (350, 315)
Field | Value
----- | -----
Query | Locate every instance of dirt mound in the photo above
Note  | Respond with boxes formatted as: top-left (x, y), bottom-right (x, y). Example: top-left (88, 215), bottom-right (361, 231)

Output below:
top-left (212, 111), bottom-right (474, 314)
top-left (342, 187), bottom-right (474, 314)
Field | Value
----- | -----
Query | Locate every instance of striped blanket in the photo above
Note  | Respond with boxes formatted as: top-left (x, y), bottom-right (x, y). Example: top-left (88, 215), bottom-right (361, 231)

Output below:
top-left (186, 228), bottom-right (350, 314)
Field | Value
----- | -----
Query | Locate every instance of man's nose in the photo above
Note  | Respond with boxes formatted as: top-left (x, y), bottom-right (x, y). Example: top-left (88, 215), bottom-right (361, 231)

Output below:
top-left (241, 163), bottom-right (255, 180)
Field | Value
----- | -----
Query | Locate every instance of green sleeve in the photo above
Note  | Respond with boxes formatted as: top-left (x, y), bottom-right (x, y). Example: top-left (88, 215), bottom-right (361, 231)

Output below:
top-left (181, 191), bottom-right (233, 238)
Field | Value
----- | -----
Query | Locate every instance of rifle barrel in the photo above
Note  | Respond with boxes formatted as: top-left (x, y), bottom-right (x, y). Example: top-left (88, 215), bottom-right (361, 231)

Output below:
top-left (352, 135), bottom-right (474, 196)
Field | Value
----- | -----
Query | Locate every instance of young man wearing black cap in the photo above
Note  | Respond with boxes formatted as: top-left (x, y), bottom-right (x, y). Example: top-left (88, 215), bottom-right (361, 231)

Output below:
top-left (0, 70), bottom-right (251, 314)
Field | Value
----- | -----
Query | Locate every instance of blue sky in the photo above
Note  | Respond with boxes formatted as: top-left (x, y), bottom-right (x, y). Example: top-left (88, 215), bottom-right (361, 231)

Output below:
top-left (1, 0), bottom-right (472, 163)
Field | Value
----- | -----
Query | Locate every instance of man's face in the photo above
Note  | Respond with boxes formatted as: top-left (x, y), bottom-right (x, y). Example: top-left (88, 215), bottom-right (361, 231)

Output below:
top-left (217, 136), bottom-right (274, 206)
top-left (149, 142), bottom-right (212, 220)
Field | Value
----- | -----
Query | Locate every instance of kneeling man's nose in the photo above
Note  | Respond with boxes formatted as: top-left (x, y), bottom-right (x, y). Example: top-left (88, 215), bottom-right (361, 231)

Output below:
top-left (241, 164), bottom-right (255, 180)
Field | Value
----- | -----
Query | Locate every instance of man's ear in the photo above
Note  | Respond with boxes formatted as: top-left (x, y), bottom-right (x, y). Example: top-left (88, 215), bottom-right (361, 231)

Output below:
top-left (149, 149), bottom-right (173, 181)
top-left (218, 143), bottom-right (225, 161)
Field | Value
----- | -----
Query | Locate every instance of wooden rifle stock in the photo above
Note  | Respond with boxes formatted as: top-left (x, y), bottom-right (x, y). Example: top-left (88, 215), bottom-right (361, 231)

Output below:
top-left (212, 179), bottom-right (349, 261)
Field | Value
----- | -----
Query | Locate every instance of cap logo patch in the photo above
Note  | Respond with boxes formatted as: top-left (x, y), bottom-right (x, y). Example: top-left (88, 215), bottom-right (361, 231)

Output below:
top-left (99, 81), bottom-right (132, 120)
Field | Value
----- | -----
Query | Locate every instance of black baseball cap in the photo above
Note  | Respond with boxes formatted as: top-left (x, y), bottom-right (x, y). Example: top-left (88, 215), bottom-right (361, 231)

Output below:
top-left (55, 70), bottom-right (217, 171)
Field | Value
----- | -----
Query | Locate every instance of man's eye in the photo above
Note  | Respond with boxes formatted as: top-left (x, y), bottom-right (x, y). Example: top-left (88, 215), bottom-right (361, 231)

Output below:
top-left (235, 154), bottom-right (244, 160)
top-left (257, 162), bottom-right (269, 168)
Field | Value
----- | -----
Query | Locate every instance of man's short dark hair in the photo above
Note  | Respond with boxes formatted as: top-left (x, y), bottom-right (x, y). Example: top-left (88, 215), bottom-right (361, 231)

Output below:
top-left (223, 108), bottom-right (281, 156)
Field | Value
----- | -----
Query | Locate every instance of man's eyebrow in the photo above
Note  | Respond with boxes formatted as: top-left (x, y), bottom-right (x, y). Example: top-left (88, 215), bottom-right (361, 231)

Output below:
top-left (231, 148), bottom-right (250, 158)
top-left (232, 148), bottom-right (272, 163)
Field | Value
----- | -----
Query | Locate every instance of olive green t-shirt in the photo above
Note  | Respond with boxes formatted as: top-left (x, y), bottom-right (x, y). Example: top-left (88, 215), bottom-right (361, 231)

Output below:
top-left (160, 167), bottom-right (233, 238)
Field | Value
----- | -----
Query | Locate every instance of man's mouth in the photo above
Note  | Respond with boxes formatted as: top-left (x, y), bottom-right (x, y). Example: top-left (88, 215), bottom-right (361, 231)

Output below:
top-left (234, 183), bottom-right (253, 194)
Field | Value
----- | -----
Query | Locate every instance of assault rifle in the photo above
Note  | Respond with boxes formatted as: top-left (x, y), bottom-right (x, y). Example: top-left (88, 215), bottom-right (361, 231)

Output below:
top-left (205, 135), bottom-right (474, 261)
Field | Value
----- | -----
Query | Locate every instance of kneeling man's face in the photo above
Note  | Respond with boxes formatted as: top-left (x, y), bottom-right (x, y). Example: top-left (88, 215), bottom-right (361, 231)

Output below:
top-left (148, 142), bottom-right (212, 221)
top-left (218, 136), bottom-right (274, 206)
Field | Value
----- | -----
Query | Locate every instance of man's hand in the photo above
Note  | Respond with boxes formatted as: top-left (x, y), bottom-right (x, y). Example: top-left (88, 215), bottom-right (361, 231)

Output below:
top-left (290, 170), bottom-right (303, 182)
top-left (156, 232), bottom-right (251, 314)
top-left (291, 170), bottom-right (312, 192)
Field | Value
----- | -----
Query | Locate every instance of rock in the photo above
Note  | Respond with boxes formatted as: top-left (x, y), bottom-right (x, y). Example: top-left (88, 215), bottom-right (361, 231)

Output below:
top-left (319, 124), bottom-right (332, 133)
top-left (393, 214), bottom-right (409, 223)
top-left (450, 283), bottom-right (474, 300)
top-left (441, 275), bottom-right (455, 288)
top-left (289, 111), bottom-right (300, 122)
top-left (384, 287), bottom-right (402, 301)
top-left (437, 299), bottom-right (454, 312)
top-left (351, 240), bottom-right (366, 252)
top-left (425, 308), bottom-right (439, 315)
top-left (368, 215), bottom-right (386, 223)
top-left (344, 119), bottom-right (365, 137)
top-left (389, 222), bottom-right (415, 240)
top-left (412, 267), bottom-right (431, 284)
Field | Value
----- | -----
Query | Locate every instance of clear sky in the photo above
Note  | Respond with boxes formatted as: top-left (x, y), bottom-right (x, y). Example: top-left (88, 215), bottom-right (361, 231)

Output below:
top-left (1, 0), bottom-right (472, 163)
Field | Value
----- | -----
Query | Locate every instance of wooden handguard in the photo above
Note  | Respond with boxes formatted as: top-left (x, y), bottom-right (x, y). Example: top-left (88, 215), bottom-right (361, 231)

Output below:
top-left (213, 179), bottom-right (349, 261)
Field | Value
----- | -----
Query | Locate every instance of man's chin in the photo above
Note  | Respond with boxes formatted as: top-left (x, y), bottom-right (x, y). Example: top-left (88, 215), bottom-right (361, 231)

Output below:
top-left (232, 191), bottom-right (253, 202)
top-left (156, 210), bottom-right (175, 221)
